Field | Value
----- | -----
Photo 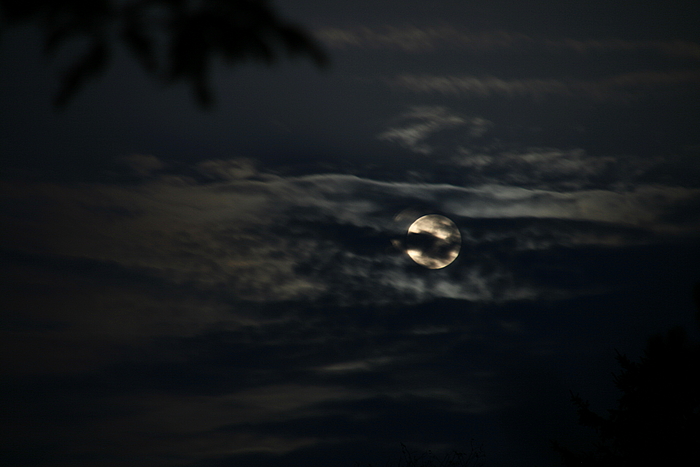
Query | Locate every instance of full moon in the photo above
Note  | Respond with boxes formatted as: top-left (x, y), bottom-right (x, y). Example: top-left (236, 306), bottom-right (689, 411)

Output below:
top-left (406, 214), bottom-right (461, 269)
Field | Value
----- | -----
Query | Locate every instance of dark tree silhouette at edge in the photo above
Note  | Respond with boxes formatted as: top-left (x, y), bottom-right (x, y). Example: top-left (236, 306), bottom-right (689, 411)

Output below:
top-left (0, 0), bottom-right (329, 108)
top-left (552, 283), bottom-right (700, 466)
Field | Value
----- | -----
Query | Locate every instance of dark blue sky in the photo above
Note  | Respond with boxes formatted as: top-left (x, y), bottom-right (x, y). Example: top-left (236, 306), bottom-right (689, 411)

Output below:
top-left (2, 1), bottom-right (700, 467)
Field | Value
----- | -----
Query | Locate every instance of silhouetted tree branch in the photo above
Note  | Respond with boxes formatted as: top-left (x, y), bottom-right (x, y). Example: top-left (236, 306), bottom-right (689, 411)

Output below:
top-left (0, 0), bottom-right (328, 108)
top-left (552, 284), bottom-right (700, 466)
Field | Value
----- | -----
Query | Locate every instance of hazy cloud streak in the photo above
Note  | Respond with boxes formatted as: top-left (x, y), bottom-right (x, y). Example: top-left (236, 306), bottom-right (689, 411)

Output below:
top-left (390, 71), bottom-right (700, 101)
top-left (317, 25), bottom-right (700, 60)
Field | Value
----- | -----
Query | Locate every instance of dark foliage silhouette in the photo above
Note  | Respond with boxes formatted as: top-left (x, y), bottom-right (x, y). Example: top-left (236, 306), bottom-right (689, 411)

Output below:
top-left (0, 0), bottom-right (328, 107)
top-left (552, 284), bottom-right (700, 467)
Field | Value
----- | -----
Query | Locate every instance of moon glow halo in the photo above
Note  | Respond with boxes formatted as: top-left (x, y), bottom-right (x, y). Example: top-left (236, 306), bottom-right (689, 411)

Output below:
top-left (405, 214), bottom-right (461, 269)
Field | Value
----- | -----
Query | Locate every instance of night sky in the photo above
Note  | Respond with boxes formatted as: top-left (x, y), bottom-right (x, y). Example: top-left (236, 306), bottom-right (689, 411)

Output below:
top-left (2, 1), bottom-right (700, 467)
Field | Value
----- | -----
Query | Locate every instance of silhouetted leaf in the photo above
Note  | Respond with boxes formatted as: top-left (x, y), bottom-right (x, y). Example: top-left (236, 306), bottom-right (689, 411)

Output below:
top-left (0, 0), bottom-right (329, 108)
top-left (54, 39), bottom-right (109, 107)
top-left (121, 5), bottom-right (157, 72)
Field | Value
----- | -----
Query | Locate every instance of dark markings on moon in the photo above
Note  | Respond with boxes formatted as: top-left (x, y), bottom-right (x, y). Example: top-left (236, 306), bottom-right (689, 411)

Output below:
top-left (405, 214), bottom-right (461, 269)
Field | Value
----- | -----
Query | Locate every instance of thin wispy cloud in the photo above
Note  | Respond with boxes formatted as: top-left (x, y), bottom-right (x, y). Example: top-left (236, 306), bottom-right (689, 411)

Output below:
top-left (390, 70), bottom-right (700, 101)
top-left (448, 147), bottom-right (661, 191)
top-left (316, 26), bottom-right (533, 52)
top-left (376, 107), bottom-right (675, 191)
top-left (317, 25), bottom-right (700, 60)
top-left (377, 106), bottom-right (490, 154)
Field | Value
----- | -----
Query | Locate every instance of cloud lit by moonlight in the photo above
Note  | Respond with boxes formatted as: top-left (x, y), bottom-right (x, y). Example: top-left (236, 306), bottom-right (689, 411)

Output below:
top-left (405, 214), bottom-right (461, 269)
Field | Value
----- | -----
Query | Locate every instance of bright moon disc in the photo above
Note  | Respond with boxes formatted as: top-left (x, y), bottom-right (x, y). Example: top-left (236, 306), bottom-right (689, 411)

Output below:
top-left (406, 214), bottom-right (461, 269)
